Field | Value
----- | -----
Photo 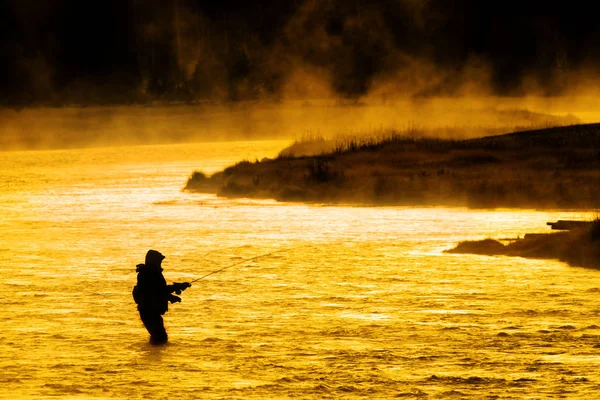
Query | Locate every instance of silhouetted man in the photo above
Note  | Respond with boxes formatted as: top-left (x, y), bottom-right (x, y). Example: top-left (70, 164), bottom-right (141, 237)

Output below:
top-left (132, 250), bottom-right (191, 345)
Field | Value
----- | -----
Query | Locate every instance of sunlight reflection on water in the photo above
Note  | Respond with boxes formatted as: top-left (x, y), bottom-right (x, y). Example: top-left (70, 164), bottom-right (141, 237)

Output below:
top-left (1, 141), bottom-right (600, 399)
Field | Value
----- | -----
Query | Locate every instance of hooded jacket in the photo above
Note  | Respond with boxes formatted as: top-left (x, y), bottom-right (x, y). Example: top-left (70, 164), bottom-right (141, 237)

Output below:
top-left (133, 250), bottom-right (173, 314)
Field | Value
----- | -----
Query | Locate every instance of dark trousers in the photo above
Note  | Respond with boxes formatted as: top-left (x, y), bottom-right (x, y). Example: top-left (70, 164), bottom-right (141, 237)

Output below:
top-left (139, 309), bottom-right (168, 345)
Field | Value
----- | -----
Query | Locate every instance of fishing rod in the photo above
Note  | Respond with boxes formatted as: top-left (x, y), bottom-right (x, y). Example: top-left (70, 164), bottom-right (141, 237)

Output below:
top-left (188, 248), bottom-right (290, 284)
top-left (187, 240), bottom-right (346, 285)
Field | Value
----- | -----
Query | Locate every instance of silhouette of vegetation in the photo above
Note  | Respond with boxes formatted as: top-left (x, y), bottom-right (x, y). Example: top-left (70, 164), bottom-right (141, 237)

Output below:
top-left (185, 123), bottom-right (600, 209)
top-left (446, 219), bottom-right (600, 269)
top-left (305, 158), bottom-right (344, 184)
top-left (277, 112), bottom-right (581, 158)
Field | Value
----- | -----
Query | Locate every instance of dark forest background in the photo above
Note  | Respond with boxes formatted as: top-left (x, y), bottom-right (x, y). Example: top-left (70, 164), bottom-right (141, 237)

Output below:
top-left (2, 0), bottom-right (600, 107)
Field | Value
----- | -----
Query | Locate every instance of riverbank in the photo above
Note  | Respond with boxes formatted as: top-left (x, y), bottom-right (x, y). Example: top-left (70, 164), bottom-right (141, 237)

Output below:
top-left (184, 123), bottom-right (600, 209)
top-left (446, 219), bottom-right (600, 269)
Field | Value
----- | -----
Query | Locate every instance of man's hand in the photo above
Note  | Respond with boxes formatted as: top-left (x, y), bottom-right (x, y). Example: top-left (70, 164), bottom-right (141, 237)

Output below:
top-left (173, 282), bottom-right (192, 295)
top-left (168, 294), bottom-right (182, 303)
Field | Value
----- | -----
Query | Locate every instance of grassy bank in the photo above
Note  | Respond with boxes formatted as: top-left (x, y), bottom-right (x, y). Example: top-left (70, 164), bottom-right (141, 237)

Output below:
top-left (184, 123), bottom-right (600, 209)
top-left (446, 219), bottom-right (600, 269)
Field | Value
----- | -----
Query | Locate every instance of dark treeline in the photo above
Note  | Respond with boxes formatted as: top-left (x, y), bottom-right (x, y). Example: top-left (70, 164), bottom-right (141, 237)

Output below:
top-left (2, 0), bottom-right (600, 106)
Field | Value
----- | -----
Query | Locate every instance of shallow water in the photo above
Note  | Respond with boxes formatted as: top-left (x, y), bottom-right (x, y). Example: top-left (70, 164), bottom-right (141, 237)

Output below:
top-left (1, 140), bottom-right (600, 399)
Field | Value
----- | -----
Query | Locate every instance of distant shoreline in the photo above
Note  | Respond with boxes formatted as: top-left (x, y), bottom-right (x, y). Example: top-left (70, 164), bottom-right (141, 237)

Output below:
top-left (184, 123), bottom-right (600, 210)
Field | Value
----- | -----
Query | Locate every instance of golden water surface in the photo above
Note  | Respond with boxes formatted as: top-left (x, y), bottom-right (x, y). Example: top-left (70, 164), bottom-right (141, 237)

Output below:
top-left (1, 140), bottom-right (599, 399)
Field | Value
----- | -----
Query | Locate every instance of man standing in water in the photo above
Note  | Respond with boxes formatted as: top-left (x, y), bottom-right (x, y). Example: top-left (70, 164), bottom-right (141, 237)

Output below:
top-left (132, 250), bottom-right (191, 345)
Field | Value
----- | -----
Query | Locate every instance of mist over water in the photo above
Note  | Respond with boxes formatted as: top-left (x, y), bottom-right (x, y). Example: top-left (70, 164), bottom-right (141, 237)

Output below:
top-left (3, 0), bottom-right (600, 153)
top-left (4, 2), bottom-right (600, 151)
top-left (0, 96), bottom-right (594, 150)
top-left (2, 140), bottom-right (600, 399)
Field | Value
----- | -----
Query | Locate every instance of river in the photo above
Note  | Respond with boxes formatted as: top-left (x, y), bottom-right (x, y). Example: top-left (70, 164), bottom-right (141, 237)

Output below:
top-left (1, 140), bottom-right (599, 399)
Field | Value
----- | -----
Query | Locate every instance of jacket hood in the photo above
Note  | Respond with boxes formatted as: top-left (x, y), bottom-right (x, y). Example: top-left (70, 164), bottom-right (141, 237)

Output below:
top-left (145, 249), bottom-right (165, 266)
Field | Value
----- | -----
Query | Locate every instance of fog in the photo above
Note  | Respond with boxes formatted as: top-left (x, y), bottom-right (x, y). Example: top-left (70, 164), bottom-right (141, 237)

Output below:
top-left (2, 0), bottom-right (600, 149)
top-left (0, 97), bottom-right (594, 150)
